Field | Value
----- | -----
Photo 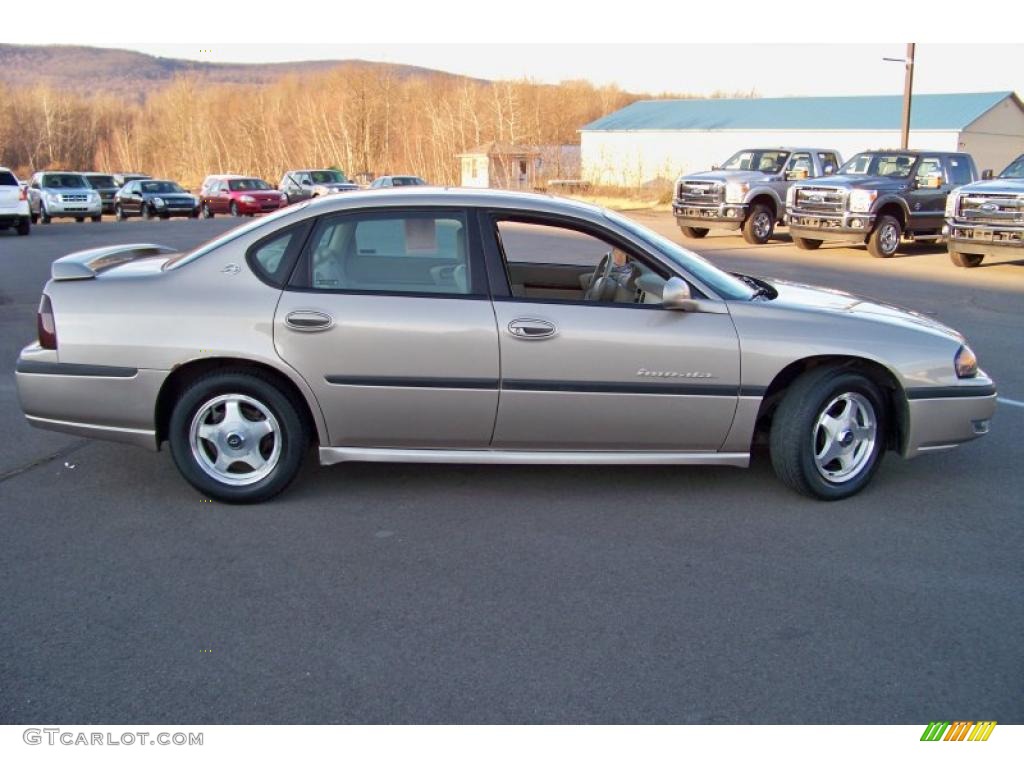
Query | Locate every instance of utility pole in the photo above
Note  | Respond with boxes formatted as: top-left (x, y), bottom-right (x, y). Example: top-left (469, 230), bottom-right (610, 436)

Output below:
top-left (884, 44), bottom-right (916, 149)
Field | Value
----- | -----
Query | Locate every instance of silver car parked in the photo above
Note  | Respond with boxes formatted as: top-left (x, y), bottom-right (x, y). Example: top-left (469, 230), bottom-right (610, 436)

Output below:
top-left (15, 189), bottom-right (996, 503)
top-left (28, 171), bottom-right (103, 223)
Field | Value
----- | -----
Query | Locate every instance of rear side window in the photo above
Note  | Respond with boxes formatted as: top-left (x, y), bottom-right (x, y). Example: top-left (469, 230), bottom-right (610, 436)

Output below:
top-left (0, 171), bottom-right (18, 186)
top-left (246, 222), bottom-right (312, 287)
top-left (291, 210), bottom-right (474, 296)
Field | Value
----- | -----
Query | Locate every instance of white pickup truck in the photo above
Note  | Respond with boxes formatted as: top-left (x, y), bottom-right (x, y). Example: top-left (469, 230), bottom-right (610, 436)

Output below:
top-left (0, 166), bottom-right (31, 236)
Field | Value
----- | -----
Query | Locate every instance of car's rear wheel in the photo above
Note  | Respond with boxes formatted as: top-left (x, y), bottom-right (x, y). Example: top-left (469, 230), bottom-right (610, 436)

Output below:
top-left (793, 236), bottom-right (822, 250)
top-left (16, 218), bottom-right (30, 236)
top-left (680, 226), bottom-right (709, 238)
top-left (868, 215), bottom-right (901, 258)
top-left (949, 250), bottom-right (984, 268)
top-left (769, 367), bottom-right (887, 500)
top-left (169, 371), bottom-right (309, 503)
top-left (742, 204), bottom-right (775, 245)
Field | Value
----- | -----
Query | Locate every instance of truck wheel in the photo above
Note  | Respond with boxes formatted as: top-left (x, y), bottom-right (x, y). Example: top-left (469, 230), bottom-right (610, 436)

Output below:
top-left (793, 237), bottom-right (822, 250)
top-left (16, 217), bottom-right (31, 236)
top-left (742, 204), bottom-right (775, 245)
top-left (867, 215), bottom-right (901, 258)
top-left (770, 366), bottom-right (887, 501)
top-left (680, 226), bottom-right (708, 238)
top-left (949, 250), bottom-right (984, 268)
top-left (168, 370), bottom-right (310, 504)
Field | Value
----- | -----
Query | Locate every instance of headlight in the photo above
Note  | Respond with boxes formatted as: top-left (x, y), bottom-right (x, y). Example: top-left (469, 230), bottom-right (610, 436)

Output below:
top-left (724, 182), bottom-right (749, 204)
top-left (944, 193), bottom-right (959, 217)
top-left (152, 197), bottom-right (165, 207)
top-left (239, 195), bottom-right (256, 203)
top-left (849, 189), bottom-right (877, 213)
top-left (46, 192), bottom-right (60, 203)
top-left (786, 185), bottom-right (797, 207)
top-left (954, 345), bottom-right (978, 378)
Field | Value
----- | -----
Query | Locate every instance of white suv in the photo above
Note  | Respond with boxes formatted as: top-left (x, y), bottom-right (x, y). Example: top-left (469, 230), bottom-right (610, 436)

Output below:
top-left (28, 171), bottom-right (103, 223)
top-left (0, 167), bottom-right (31, 236)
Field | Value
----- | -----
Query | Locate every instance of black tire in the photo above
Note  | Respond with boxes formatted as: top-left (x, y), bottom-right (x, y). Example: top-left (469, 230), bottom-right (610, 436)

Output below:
top-left (141, 204), bottom-right (153, 221)
top-left (115, 204), bottom-right (126, 221)
top-left (90, 214), bottom-right (102, 223)
top-left (949, 250), bottom-right (984, 268)
top-left (201, 203), bottom-right (214, 219)
top-left (742, 203), bottom-right (775, 245)
top-left (30, 212), bottom-right (39, 224)
top-left (793, 236), bottom-right (822, 250)
top-left (680, 226), bottom-right (709, 238)
top-left (168, 370), bottom-right (310, 504)
top-left (75, 217), bottom-right (84, 223)
top-left (770, 366), bottom-right (888, 501)
top-left (230, 201), bottom-right (240, 217)
top-left (16, 217), bottom-right (30, 236)
top-left (867, 215), bottom-right (901, 258)
top-left (190, 208), bottom-right (200, 219)
top-left (39, 204), bottom-right (51, 224)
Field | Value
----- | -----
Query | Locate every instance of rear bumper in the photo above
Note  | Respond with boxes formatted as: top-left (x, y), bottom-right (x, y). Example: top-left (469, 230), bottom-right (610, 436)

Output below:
top-left (15, 345), bottom-right (166, 451)
top-left (0, 212), bottom-right (30, 226)
top-left (901, 380), bottom-right (997, 459)
top-left (673, 202), bottom-right (746, 231)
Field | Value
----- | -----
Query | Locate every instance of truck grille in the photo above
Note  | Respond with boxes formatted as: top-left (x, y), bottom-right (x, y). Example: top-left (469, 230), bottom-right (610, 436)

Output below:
top-left (958, 193), bottom-right (1023, 226)
top-left (61, 193), bottom-right (88, 203)
top-left (794, 187), bottom-right (845, 214)
top-left (677, 181), bottom-right (723, 204)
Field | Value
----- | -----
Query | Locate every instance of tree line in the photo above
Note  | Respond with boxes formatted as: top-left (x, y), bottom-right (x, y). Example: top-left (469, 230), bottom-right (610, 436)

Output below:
top-left (0, 64), bottom-right (744, 187)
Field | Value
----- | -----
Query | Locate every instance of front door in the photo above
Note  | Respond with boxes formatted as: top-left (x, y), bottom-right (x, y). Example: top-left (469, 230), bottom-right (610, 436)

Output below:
top-left (907, 156), bottom-right (948, 233)
top-left (274, 207), bottom-right (500, 448)
top-left (484, 216), bottom-right (741, 451)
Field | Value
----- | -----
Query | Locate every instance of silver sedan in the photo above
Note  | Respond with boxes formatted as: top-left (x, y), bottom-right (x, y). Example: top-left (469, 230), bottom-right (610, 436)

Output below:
top-left (15, 189), bottom-right (997, 503)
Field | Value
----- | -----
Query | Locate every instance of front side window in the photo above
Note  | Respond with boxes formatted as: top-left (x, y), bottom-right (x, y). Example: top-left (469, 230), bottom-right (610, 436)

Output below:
top-left (721, 150), bottom-right (790, 174)
top-left (292, 211), bottom-right (472, 296)
top-left (841, 153), bottom-right (917, 178)
top-left (915, 157), bottom-right (945, 186)
top-left (787, 153), bottom-right (813, 178)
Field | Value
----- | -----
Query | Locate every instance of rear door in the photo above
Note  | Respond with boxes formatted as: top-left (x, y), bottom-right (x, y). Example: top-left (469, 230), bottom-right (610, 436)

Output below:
top-left (274, 207), bottom-right (500, 448)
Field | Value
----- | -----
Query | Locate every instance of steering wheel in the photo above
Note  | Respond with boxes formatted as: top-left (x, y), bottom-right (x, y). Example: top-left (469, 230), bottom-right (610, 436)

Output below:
top-left (584, 251), bottom-right (615, 301)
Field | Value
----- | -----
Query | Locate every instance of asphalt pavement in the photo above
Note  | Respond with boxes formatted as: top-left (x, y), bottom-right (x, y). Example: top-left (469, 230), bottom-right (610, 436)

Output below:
top-left (1, 215), bottom-right (1021, 724)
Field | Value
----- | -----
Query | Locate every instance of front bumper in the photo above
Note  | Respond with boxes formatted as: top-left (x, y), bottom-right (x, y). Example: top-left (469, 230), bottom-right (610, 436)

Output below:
top-left (901, 377), bottom-right (997, 459)
top-left (673, 202), bottom-right (747, 231)
top-left (786, 210), bottom-right (875, 244)
top-left (236, 199), bottom-right (286, 214)
top-left (946, 221), bottom-right (1024, 259)
top-left (15, 345), bottom-right (166, 451)
top-left (39, 199), bottom-right (103, 217)
top-left (154, 205), bottom-right (199, 217)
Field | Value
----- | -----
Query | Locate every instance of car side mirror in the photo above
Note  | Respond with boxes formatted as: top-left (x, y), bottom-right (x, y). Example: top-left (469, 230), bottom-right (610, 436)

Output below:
top-left (661, 277), bottom-right (697, 311)
top-left (981, 169), bottom-right (994, 180)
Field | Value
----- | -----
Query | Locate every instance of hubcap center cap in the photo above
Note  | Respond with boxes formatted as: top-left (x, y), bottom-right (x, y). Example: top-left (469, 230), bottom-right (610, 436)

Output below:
top-left (838, 429), bottom-right (854, 447)
top-left (225, 432), bottom-right (245, 450)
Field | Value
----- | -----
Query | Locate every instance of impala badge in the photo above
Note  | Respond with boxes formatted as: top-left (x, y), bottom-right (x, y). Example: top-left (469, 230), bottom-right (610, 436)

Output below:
top-left (222, 264), bottom-right (241, 274)
top-left (637, 368), bottom-right (715, 379)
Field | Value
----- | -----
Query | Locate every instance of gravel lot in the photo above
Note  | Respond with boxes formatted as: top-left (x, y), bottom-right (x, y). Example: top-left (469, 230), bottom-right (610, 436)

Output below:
top-left (1, 215), bottom-right (1021, 724)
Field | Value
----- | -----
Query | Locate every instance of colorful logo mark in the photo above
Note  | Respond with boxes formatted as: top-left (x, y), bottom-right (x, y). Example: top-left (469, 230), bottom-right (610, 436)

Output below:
top-left (920, 721), bottom-right (996, 742)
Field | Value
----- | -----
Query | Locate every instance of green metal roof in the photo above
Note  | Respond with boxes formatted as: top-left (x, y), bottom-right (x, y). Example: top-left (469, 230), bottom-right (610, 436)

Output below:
top-left (582, 92), bottom-right (1018, 132)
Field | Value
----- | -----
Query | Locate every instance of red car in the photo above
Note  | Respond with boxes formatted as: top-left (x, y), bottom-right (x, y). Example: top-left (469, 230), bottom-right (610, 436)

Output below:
top-left (200, 177), bottom-right (288, 218)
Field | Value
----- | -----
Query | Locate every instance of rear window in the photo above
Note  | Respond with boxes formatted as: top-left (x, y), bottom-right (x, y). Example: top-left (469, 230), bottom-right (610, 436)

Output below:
top-left (0, 171), bottom-right (18, 186)
top-left (85, 175), bottom-right (117, 188)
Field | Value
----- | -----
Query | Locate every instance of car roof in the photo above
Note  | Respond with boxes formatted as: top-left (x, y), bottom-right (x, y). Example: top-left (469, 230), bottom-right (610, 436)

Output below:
top-left (298, 186), bottom-right (604, 218)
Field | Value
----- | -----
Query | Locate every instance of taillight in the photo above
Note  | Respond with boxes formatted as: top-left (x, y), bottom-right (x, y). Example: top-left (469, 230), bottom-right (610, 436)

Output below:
top-left (37, 294), bottom-right (57, 350)
top-left (19, 186), bottom-right (28, 201)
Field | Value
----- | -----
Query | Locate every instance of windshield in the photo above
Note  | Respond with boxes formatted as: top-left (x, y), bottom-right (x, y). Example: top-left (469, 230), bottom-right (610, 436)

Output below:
top-left (603, 211), bottom-right (754, 301)
top-left (164, 203), bottom-right (310, 270)
top-left (229, 178), bottom-right (271, 191)
top-left (393, 177), bottom-right (425, 186)
top-left (85, 175), bottom-right (117, 188)
top-left (310, 170), bottom-right (347, 184)
top-left (721, 150), bottom-right (790, 174)
top-left (42, 174), bottom-right (87, 189)
top-left (999, 155), bottom-right (1024, 179)
top-left (840, 152), bottom-right (917, 178)
top-left (141, 181), bottom-right (185, 194)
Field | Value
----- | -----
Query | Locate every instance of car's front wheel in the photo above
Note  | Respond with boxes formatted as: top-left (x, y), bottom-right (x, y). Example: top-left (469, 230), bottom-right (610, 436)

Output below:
top-left (742, 203), bottom-right (775, 245)
top-left (680, 226), bottom-right (709, 239)
top-left (793, 236), bottom-right (822, 250)
top-left (949, 250), bottom-right (984, 268)
top-left (868, 215), bottom-right (901, 258)
top-left (770, 367), bottom-right (887, 500)
top-left (201, 203), bottom-right (214, 219)
top-left (169, 371), bottom-right (309, 503)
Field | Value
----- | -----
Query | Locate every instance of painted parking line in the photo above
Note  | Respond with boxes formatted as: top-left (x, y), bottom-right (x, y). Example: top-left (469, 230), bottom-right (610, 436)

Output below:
top-left (997, 397), bottom-right (1024, 409)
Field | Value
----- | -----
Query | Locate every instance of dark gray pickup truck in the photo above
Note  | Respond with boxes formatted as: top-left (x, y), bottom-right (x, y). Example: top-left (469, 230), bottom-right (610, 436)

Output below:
top-left (944, 153), bottom-right (1024, 267)
top-left (786, 150), bottom-right (978, 258)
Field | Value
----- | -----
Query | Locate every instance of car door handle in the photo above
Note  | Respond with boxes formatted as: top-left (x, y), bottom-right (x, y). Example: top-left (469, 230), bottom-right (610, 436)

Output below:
top-left (285, 310), bottom-right (334, 332)
top-left (508, 318), bottom-right (556, 339)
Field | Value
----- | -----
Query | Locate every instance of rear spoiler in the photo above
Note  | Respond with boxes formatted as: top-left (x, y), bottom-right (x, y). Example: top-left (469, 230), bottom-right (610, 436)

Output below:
top-left (51, 243), bottom-right (178, 281)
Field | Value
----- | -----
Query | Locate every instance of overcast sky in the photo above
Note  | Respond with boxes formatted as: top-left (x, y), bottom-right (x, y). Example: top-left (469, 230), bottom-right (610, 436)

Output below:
top-left (115, 44), bottom-right (1022, 98)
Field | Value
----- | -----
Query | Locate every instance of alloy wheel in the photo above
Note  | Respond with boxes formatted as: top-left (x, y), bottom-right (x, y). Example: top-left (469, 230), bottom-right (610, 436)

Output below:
top-left (812, 392), bottom-right (877, 483)
top-left (189, 393), bottom-right (282, 486)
